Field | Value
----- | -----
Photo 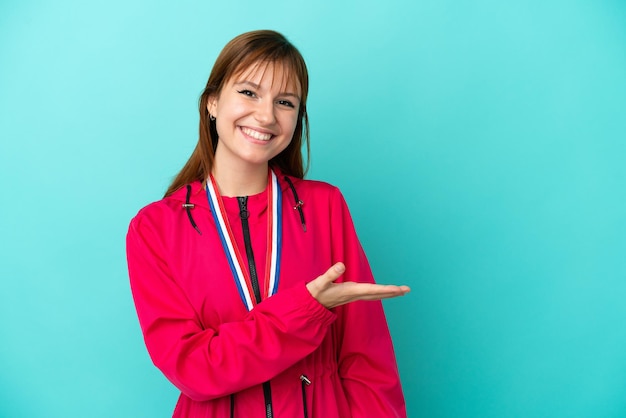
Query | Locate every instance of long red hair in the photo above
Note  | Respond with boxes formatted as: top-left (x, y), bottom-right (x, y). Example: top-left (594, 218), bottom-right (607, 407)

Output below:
top-left (165, 30), bottom-right (310, 197)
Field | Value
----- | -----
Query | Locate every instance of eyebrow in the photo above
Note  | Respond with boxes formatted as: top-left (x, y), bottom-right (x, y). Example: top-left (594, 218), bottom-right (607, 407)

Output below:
top-left (234, 80), bottom-right (301, 100)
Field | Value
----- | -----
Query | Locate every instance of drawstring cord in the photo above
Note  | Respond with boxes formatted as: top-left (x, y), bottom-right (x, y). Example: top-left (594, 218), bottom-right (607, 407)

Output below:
top-left (284, 176), bottom-right (306, 232)
top-left (183, 184), bottom-right (202, 235)
top-left (183, 176), bottom-right (306, 234)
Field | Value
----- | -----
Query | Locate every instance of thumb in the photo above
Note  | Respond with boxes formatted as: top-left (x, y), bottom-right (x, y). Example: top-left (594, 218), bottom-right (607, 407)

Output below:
top-left (320, 262), bottom-right (345, 285)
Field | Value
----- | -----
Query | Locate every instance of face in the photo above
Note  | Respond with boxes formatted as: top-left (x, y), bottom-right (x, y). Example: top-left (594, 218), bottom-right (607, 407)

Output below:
top-left (207, 61), bottom-right (301, 172)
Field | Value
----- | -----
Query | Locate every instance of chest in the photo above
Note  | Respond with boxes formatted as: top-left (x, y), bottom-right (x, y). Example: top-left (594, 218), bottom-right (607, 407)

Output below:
top-left (167, 198), bottom-right (335, 328)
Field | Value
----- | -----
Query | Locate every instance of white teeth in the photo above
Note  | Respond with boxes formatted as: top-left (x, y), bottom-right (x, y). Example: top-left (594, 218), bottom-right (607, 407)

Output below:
top-left (242, 127), bottom-right (272, 141)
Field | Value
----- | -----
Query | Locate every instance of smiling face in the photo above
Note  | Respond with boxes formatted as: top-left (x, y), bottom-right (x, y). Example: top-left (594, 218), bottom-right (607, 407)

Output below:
top-left (207, 61), bottom-right (301, 174)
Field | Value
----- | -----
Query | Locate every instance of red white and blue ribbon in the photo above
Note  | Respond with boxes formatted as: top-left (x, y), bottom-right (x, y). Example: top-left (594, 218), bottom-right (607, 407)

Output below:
top-left (206, 169), bottom-right (282, 311)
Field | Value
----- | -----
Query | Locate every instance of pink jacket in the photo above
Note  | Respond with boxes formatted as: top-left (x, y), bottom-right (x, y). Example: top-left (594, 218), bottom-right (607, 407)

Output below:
top-left (126, 174), bottom-right (407, 417)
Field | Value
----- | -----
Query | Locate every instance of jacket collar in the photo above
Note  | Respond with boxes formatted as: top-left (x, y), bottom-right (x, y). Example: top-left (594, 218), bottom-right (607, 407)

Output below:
top-left (167, 168), bottom-right (300, 210)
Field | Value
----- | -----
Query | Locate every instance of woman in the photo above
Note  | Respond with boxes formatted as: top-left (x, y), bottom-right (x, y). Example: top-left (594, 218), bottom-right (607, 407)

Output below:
top-left (127, 30), bottom-right (410, 417)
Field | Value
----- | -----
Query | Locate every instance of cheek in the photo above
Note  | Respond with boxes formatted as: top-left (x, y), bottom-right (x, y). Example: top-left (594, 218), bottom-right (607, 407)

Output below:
top-left (282, 113), bottom-right (299, 135)
top-left (216, 95), bottom-right (246, 119)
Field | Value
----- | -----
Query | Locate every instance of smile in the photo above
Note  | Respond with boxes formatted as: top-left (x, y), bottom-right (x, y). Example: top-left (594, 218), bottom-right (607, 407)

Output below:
top-left (241, 127), bottom-right (273, 141)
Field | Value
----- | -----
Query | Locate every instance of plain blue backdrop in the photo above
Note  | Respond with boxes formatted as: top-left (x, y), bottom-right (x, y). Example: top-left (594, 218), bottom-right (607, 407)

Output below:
top-left (1, 1), bottom-right (625, 417)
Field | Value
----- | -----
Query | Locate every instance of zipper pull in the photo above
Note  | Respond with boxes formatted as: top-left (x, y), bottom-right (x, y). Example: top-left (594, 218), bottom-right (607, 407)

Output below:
top-left (237, 196), bottom-right (249, 220)
top-left (299, 374), bottom-right (311, 385)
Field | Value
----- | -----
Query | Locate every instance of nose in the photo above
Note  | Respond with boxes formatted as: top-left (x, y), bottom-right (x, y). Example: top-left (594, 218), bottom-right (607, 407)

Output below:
top-left (254, 99), bottom-right (276, 125)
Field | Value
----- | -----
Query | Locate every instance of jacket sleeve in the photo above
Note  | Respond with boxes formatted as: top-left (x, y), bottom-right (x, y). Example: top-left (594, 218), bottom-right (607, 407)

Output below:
top-left (126, 211), bottom-right (336, 402)
top-left (329, 188), bottom-right (408, 418)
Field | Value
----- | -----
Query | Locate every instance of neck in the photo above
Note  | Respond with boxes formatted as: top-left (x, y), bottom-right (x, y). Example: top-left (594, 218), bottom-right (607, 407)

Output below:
top-left (211, 161), bottom-right (269, 197)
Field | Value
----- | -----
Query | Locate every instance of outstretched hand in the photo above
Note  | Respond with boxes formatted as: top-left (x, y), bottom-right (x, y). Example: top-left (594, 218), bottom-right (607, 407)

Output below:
top-left (306, 262), bottom-right (410, 309)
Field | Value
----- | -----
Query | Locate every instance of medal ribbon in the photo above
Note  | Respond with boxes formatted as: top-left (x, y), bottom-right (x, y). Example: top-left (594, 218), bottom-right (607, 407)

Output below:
top-left (206, 169), bottom-right (282, 311)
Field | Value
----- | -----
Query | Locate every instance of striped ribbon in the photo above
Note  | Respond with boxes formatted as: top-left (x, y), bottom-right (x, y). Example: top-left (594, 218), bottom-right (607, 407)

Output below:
top-left (206, 169), bottom-right (282, 311)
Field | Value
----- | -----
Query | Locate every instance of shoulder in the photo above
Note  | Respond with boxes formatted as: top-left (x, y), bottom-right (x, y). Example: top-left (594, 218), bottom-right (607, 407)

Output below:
top-left (129, 182), bottom-right (199, 231)
top-left (279, 176), bottom-right (351, 223)
top-left (131, 199), bottom-right (174, 226)
top-left (281, 176), bottom-right (344, 201)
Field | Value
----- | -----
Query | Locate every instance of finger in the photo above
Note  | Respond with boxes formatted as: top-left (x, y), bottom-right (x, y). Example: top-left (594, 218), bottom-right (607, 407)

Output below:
top-left (358, 287), bottom-right (410, 301)
top-left (339, 283), bottom-right (410, 302)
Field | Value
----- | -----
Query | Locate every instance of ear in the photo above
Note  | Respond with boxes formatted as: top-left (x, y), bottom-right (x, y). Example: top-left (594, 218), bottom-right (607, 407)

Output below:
top-left (206, 95), bottom-right (218, 118)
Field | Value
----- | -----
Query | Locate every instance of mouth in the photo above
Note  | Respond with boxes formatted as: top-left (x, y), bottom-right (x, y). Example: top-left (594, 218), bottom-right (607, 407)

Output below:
top-left (240, 126), bottom-right (273, 141)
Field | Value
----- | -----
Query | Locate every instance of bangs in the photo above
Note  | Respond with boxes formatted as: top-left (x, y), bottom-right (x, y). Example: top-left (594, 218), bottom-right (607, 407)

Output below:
top-left (218, 39), bottom-right (309, 105)
top-left (233, 60), bottom-right (301, 97)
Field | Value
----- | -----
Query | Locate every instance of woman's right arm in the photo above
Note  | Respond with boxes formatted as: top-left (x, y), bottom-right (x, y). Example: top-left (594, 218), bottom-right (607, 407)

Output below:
top-left (126, 214), bottom-right (336, 402)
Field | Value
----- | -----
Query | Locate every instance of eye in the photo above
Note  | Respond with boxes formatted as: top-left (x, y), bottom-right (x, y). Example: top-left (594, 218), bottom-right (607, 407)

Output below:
top-left (237, 89), bottom-right (256, 98)
top-left (277, 99), bottom-right (296, 108)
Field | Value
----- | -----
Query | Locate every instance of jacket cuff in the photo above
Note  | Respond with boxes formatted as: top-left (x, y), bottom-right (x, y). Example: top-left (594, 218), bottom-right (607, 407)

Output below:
top-left (294, 282), bottom-right (337, 326)
top-left (256, 282), bottom-right (337, 328)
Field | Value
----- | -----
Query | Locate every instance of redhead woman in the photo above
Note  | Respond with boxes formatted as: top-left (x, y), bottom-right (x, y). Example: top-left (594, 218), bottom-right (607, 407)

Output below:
top-left (126, 30), bottom-right (410, 418)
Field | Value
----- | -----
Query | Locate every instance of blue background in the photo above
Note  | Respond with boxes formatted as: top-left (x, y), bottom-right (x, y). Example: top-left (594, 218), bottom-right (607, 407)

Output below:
top-left (1, 1), bottom-right (625, 417)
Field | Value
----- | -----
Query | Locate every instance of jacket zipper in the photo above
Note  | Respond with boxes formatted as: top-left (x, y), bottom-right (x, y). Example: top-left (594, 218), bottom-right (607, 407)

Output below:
top-left (237, 197), bottom-right (262, 303)
top-left (238, 196), bottom-right (274, 418)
